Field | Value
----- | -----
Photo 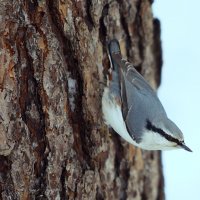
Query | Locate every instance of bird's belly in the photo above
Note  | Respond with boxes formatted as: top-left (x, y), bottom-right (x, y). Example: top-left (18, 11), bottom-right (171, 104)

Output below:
top-left (102, 88), bottom-right (137, 146)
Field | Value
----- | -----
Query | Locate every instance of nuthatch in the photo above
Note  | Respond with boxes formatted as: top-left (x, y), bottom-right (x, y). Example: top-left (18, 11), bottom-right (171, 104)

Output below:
top-left (102, 39), bottom-right (192, 152)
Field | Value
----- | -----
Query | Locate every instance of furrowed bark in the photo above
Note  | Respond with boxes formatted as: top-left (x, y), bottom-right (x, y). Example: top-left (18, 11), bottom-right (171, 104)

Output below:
top-left (0, 0), bottom-right (164, 199)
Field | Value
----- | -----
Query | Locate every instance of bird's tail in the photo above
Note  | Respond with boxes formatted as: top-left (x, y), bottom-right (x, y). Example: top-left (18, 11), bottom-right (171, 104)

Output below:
top-left (106, 39), bottom-right (123, 97)
top-left (108, 39), bottom-right (121, 87)
top-left (107, 39), bottom-right (122, 71)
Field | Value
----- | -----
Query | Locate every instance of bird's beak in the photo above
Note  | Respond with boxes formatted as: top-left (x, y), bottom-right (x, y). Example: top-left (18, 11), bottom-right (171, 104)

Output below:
top-left (180, 143), bottom-right (192, 152)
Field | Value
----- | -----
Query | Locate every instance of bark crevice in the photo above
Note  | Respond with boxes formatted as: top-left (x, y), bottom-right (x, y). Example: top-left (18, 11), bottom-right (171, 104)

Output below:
top-left (15, 28), bottom-right (48, 198)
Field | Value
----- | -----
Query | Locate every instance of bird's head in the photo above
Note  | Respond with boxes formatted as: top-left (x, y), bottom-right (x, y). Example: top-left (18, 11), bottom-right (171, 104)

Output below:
top-left (142, 118), bottom-right (192, 152)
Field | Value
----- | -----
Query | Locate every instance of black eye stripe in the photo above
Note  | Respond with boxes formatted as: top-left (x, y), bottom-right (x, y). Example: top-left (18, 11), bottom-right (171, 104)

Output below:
top-left (146, 120), bottom-right (182, 146)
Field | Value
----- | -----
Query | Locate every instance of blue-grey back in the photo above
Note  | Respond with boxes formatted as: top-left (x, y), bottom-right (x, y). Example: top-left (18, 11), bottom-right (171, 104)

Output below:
top-left (122, 66), bottom-right (167, 142)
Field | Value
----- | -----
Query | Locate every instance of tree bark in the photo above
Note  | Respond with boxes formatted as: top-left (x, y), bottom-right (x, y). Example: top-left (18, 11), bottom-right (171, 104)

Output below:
top-left (0, 0), bottom-right (164, 199)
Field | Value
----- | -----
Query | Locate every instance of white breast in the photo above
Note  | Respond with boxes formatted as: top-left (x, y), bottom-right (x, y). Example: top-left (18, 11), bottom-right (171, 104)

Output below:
top-left (102, 88), bottom-right (138, 146)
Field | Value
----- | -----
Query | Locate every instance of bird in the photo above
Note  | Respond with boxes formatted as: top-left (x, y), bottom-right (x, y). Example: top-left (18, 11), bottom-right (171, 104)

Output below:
top-left (102, 39), bottom-right (192, 152)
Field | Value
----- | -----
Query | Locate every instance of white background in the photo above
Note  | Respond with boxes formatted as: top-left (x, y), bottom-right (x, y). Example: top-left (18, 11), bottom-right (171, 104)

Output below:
top-left (153, 1), bottom-right (200, 200)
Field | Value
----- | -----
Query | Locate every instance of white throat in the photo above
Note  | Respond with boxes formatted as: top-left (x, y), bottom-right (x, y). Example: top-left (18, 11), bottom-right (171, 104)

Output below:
top-left (140, 129), bottom-right (178, 150)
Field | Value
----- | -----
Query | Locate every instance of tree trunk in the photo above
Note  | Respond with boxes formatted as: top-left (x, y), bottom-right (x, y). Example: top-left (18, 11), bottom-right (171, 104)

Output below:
top-left (0, 0), bottom-right (164, 199)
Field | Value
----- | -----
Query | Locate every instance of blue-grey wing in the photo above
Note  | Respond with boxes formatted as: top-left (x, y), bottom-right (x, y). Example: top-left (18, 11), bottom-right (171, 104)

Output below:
top-left (120, 63), bottom-right (167, 143)
top-left (107, 40), bottom-right (167, 143)
top-left (121, 60), bottom-right (157, 97)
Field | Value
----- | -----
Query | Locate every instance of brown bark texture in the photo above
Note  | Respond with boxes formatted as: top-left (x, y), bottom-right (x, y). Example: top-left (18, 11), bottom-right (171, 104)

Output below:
top-left (0, 0), bottom-right (164, 199)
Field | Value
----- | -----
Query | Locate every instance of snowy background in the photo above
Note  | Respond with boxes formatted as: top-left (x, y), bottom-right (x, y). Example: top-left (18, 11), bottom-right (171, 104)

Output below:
top-left (153, 1), bottom-right (200, 200)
